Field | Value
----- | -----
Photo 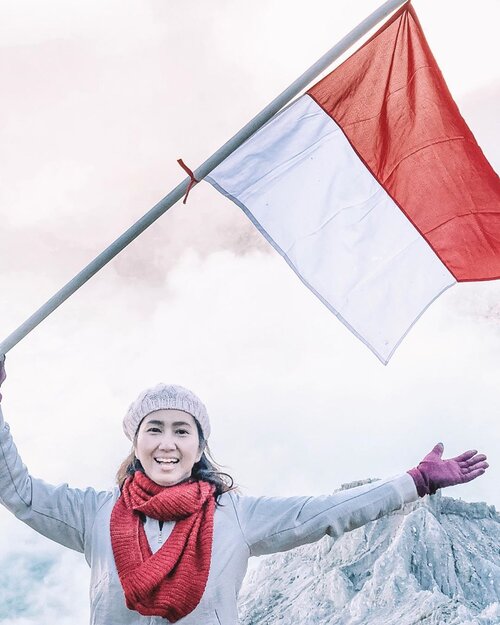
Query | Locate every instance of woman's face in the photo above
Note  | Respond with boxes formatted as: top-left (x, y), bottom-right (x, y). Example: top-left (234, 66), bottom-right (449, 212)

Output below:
top-left (134, 409), bottom-right (203, 487)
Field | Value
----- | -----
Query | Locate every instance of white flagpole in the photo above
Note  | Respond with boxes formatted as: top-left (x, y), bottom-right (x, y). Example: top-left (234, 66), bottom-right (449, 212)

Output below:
top-left (0, 0), bottom-right (408, 356)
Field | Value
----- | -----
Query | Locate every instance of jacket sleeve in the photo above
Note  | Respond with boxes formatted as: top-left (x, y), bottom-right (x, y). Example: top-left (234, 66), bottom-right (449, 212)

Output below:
top-left (0, 405), bottom-right (112, 553)
top-left (231, 474), bottom-right (418, 557)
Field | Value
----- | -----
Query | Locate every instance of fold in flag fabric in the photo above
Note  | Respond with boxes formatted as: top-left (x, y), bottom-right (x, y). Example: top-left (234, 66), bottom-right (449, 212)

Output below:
top-left (207, 4), bottom-right (500, 364)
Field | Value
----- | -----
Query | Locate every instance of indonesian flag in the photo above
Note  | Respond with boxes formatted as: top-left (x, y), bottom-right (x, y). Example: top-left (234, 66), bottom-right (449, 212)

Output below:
top-left (207, 4), bottom-right (500, 363)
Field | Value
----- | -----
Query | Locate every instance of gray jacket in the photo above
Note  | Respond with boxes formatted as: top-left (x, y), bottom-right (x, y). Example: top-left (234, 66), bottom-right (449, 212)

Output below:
top-left (0, 406), bottom-right (418, 624)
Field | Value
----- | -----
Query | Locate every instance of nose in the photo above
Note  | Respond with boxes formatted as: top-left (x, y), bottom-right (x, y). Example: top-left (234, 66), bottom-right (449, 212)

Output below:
top-left (157, 434), bottom-right (177, 451)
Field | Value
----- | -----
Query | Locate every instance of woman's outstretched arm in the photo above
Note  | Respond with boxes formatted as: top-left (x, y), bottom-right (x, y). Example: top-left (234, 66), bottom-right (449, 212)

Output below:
top-left (231, 445), bottom-right (489, 558)
top-left (0, 357), bottom-right (112, 554)
top-left (231, 473), bottom-right (417, 557)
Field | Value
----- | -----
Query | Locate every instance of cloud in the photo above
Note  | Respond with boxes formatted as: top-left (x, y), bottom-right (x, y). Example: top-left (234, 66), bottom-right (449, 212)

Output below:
top-left (0, 517), bottom-right (88, 625)
top-left (0, 1), bottom-right (497, 285)
top-left (460, 81), bottom-right (500, 170)
top-left (1, 246), bottom-right (498, 497)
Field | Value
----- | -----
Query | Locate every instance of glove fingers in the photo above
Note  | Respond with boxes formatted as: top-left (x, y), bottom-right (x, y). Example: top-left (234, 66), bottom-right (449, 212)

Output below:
top-left (461, 468), bottom-right (486, 483)
top-left (459, 454), bottom-right (487, 467)
top-left (463, 461), bottom-right (489, 473)
top-left (431, 443), bottom-right (444, 457)
top-left (460, 460), bottom-right (488, 473)
top-left (453, 449), bottom-right (478, 462)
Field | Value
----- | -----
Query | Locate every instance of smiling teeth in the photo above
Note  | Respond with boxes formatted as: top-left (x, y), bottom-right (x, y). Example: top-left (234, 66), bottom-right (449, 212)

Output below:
top-left (155, 458), bottom-right (179, 464)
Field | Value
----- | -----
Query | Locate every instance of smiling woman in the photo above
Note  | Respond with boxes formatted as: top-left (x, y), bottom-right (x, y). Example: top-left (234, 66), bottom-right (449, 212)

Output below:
top-left (115, 385), bottom-right (234, 498)
top-left (135, 410), bottom-right (202, 487)
top-left (0, 359), bottom-right (489, 625)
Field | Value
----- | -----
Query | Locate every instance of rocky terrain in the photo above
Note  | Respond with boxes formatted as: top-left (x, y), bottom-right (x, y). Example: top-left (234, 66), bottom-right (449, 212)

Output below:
top-left (239, 483), bottom-right (500, 625)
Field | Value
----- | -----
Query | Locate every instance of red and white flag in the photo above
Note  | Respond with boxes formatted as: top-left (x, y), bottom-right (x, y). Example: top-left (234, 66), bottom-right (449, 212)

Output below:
top-left (207, 5), bottom-right (500, 363)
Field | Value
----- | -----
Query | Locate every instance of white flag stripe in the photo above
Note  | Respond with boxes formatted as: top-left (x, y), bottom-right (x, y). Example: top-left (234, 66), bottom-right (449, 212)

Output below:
top-left (207, 95), bottom-right (456, 362)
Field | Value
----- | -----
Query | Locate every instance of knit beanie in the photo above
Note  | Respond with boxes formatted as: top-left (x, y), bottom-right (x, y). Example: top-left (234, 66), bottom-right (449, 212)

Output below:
top-left (123, 384), bottom-right (211, 442)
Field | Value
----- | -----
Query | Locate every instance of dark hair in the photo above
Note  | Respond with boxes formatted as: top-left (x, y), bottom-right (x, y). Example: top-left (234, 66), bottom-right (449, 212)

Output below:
top-left (115, 418), bottom-right (235, 503)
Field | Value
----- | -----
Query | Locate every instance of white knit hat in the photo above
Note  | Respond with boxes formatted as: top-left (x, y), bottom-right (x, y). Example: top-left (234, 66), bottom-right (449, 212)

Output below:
top-left (123, 383), bottom-right (211, 442)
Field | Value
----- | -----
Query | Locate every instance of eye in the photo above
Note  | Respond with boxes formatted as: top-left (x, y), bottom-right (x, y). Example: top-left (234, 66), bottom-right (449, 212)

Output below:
top-left (147, 426), bottom-right (162, 433)
top-left (176, 428), bottom-right (190, 436)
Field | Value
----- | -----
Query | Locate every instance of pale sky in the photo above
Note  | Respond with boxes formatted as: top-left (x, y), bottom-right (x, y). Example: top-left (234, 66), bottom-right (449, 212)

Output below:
top-left (0, 1), bottom-right (498, 623)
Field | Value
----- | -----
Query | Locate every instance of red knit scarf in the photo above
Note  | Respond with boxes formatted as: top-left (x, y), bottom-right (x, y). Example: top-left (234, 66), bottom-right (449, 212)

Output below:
top-left (110, 471), bottom-right (216, 622)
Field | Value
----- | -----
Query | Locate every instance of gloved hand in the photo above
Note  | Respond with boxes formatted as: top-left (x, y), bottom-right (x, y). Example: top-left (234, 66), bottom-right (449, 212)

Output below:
top-left (408, 443), bottom-right (489, 497)
top-left (0, 354), bottom-right (5, 402)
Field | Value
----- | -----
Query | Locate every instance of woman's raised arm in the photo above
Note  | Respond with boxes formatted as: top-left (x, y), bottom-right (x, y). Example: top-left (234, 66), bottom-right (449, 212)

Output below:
top-left (0, 357), bottom-right (112, 555)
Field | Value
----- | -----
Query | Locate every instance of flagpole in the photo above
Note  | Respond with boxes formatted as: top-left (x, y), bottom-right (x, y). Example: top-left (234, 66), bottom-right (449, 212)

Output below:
top-left (0, 0), bottom-right (408, 356)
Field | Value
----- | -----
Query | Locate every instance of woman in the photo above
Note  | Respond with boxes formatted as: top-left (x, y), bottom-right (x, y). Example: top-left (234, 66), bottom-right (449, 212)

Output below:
top-left (0, 358), bottom-right (489, 624)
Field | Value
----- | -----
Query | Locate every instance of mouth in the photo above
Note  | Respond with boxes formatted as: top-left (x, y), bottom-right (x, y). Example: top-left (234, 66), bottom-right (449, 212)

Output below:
top-left (154, 457), bottom-right (180, 466)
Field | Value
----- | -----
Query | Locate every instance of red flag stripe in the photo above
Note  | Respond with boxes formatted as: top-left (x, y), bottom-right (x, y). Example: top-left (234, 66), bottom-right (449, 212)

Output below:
top-left (308, 5), bottom-right (500, 282)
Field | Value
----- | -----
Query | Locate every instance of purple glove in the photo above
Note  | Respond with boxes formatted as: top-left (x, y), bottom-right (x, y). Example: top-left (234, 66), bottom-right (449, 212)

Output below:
top-left (0, 355), bottom-right (5, 402)
top-left (408, 443), bottom-right (489, 497)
